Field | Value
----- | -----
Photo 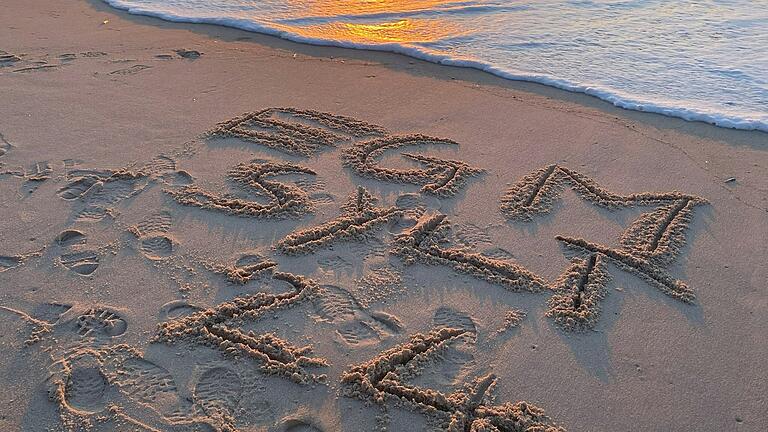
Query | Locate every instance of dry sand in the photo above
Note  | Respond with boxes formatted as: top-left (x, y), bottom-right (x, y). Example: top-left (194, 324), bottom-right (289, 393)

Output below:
top-left (1, 0), bottom-right (767, 431)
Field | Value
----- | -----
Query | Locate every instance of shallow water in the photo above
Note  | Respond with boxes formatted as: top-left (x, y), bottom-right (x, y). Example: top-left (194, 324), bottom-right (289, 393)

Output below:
top-left (103, 0), bottom-right (768, 132)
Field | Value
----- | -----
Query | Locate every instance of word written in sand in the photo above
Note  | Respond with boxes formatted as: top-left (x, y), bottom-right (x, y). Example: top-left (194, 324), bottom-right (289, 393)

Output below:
top-left (342, 327), bottom-right (564, 431)
top-left (342, 134), bottom-right (483, 197)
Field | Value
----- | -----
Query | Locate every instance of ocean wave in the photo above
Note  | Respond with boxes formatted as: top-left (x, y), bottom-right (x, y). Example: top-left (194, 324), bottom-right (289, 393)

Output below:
top-left (101, 0), bottom-right (768, 133)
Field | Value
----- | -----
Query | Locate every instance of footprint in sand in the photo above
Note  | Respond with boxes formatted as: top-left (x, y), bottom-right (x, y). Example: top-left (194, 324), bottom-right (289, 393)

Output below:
top-left (282, 421), bottom-right (324, 432)
top-left (134, 211), bottom-right (172, 234)
top-left (309, 192), bottom-right (335, 206)
top-left (314, 284), bottom-right (402, 347)
top-left (53, 230), bottom-right (102, 276)
top-left (0, 248), bottom-right (42, 274)
top-left (0, 255), bottom-right (23, 272)
top-left (11, 161), bottom-right (53, 195)
top-left (52, 345), bottom-right (186, 425)
top-left (64, 355), bottom-right (109, 414)
top-left (293, 177), bottom-right (327, 193)
top-left (131, 211), bottom-right (175, 260)
top-left (193, 366), bottom-right (243, 419)
top-left (317, 255), bottom-right (352, 272)
top-left (112, 356), bottom-right (179, 408)
top-left (354, 264), bottom-right (407, 308)
top-left (58, 175), bottom-right (101, 200)
top-left (55, 229), bottom-right (87, 247)
top-left (76, 308), bottom-right (127, 338)
top-left (31, 302), bottom-right (72, 324)
top-left (335, 321), bottom-right (381, 346)
top-left (141, 155), bottom-right (177, 176)
top-left (0, 50), bottom-right (22, 67)
top-left (109, 64), bottom-right (152, 75)
top-left (140, 235), bottom-right (174, 259)
top-left (58, 168), bottom-right (149, 221)
top-left (293, 178), bottom-right (335, 206)
top-left (161, 169), bottom-right (194, 186)
top-left (480, 247), bottom-right (515, 261)
top-left (394, 193), bottom-right (441, 213)
top-left (0, 132), bottom-right (12, 157)
top-left (433, 307), bottom-right (477, 337)
top-left (424, 310), bottom-right (479, 390)
top-left (158, 300), bottom-right (202, 321)
top-left (276, 412), bottom-right (327, 432)
top-left (453, 222), bottom-right (493, 248)
top-left (79, 178), bottom-right (147, 221)
top-left (59, 250), bottom-right (100, 276)
top-left (174, 49), bottom-right (203, 59)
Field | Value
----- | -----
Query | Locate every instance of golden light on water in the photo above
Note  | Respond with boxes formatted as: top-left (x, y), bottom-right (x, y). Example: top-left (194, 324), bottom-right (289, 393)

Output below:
top-left (287, 19), bottom-right (458, 43)
top-left (274, 0), bottom-right (463, 43)
top-left (303, 0), bottom-right (462, 16)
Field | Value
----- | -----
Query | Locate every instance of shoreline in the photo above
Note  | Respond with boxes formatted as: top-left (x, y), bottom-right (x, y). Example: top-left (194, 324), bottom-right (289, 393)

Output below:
top-left (99, 0), bottom-right (768, 134)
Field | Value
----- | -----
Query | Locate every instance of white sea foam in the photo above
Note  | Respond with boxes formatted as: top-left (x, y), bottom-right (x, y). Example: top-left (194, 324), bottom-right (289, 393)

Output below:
top-left (102, 0), bottom-right (768, 132)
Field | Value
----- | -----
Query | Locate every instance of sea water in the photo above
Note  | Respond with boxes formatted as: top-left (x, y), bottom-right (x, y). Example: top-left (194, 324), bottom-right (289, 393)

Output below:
top-left (102, 0), bottom-right (768, 132)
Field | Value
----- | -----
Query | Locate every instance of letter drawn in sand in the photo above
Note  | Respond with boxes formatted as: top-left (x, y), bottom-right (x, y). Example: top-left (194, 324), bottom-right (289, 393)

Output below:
top-left (499, 164), bottom-right (698, 221)
top-left (342, 327), bottom-right (564, 431)
top-left (499, 165), bottom-right (707, 329)
top-left (342, 135), bottom-right (483, 197)
top-left (206, 107), bottom-right (387, 157)
top-left (156, 271), bottom-right (328, 384)
top-left (166, 160), bottom-right (316, 218)
top-left (276, 186), bottom-right (404, 255)
top-left (547, 200), bottom-right (706, 330)
top-left (392, 213), bottom-right (548, 292)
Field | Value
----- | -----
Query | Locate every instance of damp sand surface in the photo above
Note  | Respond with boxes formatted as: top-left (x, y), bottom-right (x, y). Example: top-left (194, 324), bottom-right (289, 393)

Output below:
top-left (0, 1), bottom-right (767, 431)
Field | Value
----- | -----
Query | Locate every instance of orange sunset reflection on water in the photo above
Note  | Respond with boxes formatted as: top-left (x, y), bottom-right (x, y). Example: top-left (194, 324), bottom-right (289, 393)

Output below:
top-left (273, 0), bottom-right (466, 43)
top-left (297, 0), bottom-right (468, 16)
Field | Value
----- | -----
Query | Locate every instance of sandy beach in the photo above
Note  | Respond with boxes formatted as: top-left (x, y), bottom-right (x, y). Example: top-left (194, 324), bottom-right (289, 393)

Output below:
top-left (1, 1), bottom-right (766, 431)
